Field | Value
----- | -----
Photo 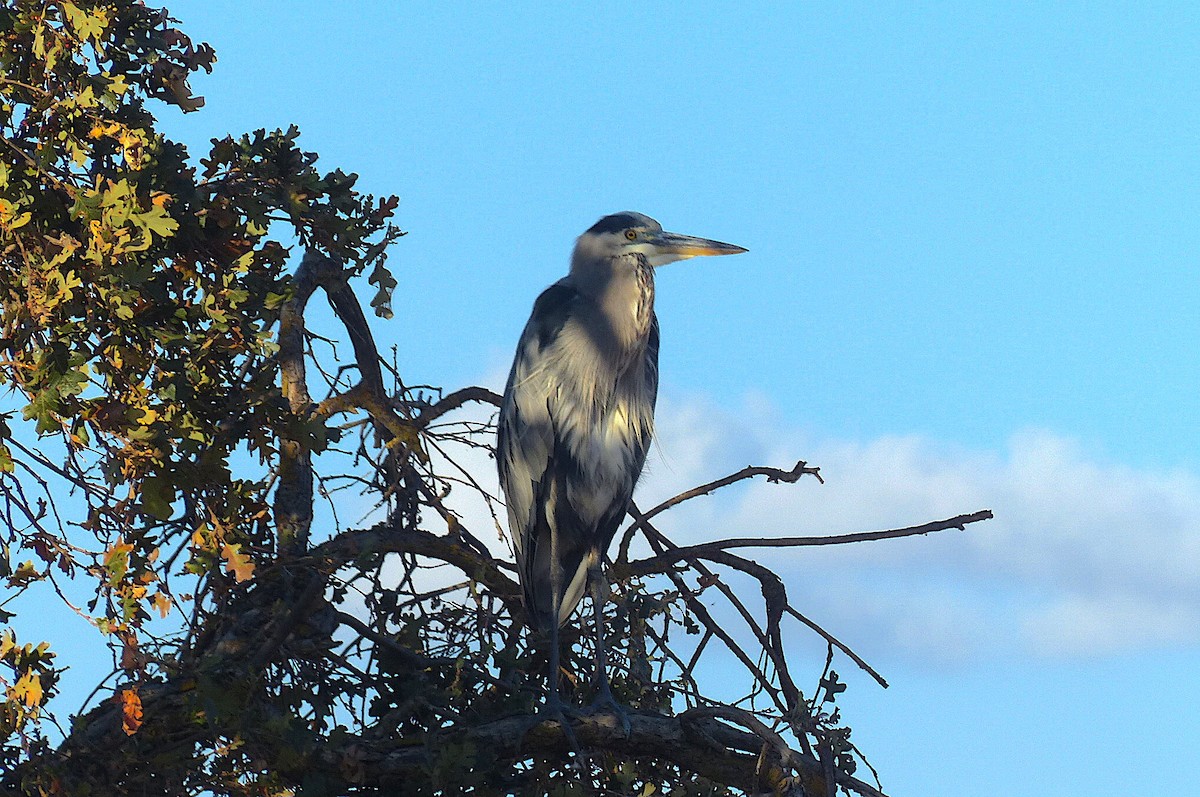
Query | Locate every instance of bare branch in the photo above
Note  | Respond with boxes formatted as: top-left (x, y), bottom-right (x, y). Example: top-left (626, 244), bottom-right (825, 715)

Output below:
top-left (627, 510), bottom-right (994, 577)
top-left (295, 709), bottom-right (885, 797)
top-left (644, 460), bottom-right (823, 521)
top-left (617, 460), bottom-right (822, 564)
top-left (414, 385), bottom-right (503, 429)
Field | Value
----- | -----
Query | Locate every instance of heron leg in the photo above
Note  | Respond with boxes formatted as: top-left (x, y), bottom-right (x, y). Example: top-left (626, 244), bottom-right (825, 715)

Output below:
top-left (584, 563), bottom-right (631, 736)
top-left (546, 616), bottom-right (567, 709)
top-left (530, 617), bottom-right (582, 752)
top-left (530, 532), bottom-right (582, 750)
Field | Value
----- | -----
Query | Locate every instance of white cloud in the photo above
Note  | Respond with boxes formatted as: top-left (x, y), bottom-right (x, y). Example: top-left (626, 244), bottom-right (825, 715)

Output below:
top-left (428, 388), bottom-right (1200, 667)
top-left (1022, 594), bottom-right (1200, 657)
top-left (640, 395), bottom-right (1200, 664)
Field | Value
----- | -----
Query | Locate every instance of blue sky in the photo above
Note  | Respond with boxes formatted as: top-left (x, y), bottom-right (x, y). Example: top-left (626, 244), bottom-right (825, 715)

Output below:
top-left (50, 2), bottom-right (1200, 794)
top-left (166, 2), bottom-right (1200, 470)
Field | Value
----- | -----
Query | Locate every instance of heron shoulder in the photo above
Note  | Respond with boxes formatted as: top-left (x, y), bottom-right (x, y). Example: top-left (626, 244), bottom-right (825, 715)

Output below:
top-left (527, 280), bottom-right (579, 350)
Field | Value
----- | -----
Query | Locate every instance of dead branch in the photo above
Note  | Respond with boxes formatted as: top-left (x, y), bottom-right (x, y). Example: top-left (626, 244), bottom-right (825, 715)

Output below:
top-left (293, 708), bottom-right (886, 797)
top-left (414, 385), bottom-right (503, 429)
top-left (617, 460), bottom-right (823, 564)
top-left (632, 508), bottom-right (814, 753)
top-left (626, 510), bottom-right (994, 577)
top-left (787, 605), bottom-right (889, 689)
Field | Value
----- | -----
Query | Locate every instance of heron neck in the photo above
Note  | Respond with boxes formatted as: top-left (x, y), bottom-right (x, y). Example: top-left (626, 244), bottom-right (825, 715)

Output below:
top-left (570, 254), bottom-right (656, 353)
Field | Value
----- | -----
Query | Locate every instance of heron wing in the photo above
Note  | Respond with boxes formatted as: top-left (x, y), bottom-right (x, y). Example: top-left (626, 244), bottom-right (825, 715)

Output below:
top-left (497, 281), bottom-right (580, 627)
top-left (498, 288), bottom-right (660, 630)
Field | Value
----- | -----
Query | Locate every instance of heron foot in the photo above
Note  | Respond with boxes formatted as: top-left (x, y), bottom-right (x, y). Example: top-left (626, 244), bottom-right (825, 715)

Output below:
top-left (529, 693), bottom-right (583, 751)
top-left (584, 682), bottom-right (632, 737)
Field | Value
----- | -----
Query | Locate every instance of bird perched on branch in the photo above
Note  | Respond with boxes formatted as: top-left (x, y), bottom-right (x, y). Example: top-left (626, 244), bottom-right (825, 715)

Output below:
top-left (497, 211), bottom-right (746, 721)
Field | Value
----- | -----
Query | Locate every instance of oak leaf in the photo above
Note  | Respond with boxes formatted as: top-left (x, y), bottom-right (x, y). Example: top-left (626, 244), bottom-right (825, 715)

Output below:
top-left (221, 543), bottom-right (255, 582)
top-left (119, 687), bottom-right (143, 735)
top-left (13, 671), bottom-right (43, 707)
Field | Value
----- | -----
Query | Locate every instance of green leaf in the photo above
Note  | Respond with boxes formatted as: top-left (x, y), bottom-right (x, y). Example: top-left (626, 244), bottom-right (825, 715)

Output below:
top-left (63, 3), bottom-right (107, 41)
top-left (140, 475), bottom-right (177, 521)
top-left (134, 203), bottom-right (179, 240)
top-left (103, 543), bottom-right (131, 584)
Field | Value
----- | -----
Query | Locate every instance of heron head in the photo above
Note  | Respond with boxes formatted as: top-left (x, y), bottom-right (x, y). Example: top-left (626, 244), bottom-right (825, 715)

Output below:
top-left (574, 211), bottom-right (747, 268)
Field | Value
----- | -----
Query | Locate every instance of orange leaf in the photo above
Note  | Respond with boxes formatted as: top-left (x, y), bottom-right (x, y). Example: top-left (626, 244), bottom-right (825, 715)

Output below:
top-left (221, 543), bottom-right (255, 582)
top-left (119, 687), bottom-right (143, 736)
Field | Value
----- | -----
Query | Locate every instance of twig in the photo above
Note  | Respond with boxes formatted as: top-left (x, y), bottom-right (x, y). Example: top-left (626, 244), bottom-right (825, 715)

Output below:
top-left (638, 517), bottom-right (787, 716)
top-left (787, 606), bottom-right (888, 689)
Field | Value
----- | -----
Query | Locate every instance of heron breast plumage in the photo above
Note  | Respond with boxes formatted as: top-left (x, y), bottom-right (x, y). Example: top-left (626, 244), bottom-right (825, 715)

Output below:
top-left (498, 275), bottom-right (658, 629)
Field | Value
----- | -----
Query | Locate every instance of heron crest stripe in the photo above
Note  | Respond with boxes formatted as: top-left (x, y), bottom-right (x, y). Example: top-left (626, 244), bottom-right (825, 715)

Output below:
top-left (585, 212), bottom-right (645, 235)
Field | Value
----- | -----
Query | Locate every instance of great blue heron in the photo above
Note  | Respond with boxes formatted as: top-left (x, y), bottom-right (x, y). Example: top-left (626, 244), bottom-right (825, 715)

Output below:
top-left (497, 211), bottom-right (746, 721)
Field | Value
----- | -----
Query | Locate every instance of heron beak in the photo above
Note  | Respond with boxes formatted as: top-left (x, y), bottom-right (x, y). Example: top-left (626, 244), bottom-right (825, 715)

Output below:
top-left (646, 230), bottom-right (748, 266)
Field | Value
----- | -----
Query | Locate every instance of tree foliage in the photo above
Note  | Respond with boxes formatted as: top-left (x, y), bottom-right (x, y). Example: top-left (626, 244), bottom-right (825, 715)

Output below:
top-left (0, 3), bottom-right (991, 795)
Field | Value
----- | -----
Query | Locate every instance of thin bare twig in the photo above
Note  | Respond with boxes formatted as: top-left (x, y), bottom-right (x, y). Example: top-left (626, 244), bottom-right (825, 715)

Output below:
top-left (626, 510), bottom-right (994, 577)
top-left (787, 606), bottom-right (888, 689)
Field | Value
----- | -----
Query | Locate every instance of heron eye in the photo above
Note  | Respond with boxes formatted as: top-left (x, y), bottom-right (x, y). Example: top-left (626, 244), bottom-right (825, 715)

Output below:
top-left (624, 230), bottom-right (638, 241)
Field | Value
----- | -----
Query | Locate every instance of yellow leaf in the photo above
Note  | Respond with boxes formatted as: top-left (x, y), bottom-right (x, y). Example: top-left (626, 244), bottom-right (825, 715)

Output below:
top-left (221, 543), bottom-right (255, 582)
top-left (151, 591), bottom-right (172, 619)
top-left (14, 671), bottom-right (42, 707)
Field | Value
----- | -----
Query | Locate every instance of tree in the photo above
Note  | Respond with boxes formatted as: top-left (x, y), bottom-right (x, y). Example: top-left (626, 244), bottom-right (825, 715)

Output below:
top-left (0, 3), bottom-right (991, 795)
